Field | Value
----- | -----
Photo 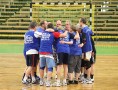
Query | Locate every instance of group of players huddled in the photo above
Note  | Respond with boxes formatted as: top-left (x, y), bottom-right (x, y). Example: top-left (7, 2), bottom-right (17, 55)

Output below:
top-left (22, 18), bottom-right (96, 87)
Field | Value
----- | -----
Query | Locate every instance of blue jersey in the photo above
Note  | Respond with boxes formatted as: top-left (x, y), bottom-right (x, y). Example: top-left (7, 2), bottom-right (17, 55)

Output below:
top-left (24, 30), bottom-right (40, 54)
top-left (82, 26), bottom-right (93, 53)
top-left (69, 32), bottom-right (82, 55)
top-left (55, 30), bottom-right (70, 54)
top-left (39, 31), bottom-right (55, 54)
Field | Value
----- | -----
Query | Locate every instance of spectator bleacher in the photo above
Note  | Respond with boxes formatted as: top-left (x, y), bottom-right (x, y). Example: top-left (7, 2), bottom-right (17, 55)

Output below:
top-left (0, 0), bottom-right (117, 41)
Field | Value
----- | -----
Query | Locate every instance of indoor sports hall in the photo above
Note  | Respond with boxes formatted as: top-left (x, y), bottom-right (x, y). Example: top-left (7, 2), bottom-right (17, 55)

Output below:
top-left (0, 0), bottom-right (118, 90)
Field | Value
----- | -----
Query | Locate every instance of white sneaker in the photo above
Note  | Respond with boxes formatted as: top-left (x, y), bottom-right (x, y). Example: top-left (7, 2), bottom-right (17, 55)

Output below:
top-left (45, 81), bottom-right (52, 87)
top-left (81, 78), bottom-right (92, 84)
top-left (52, 81), bottom-right (61, 87)
top-left (40, 79), bottom-right (44, 86)
top-left (79, 75), bottom-right (84, 82)
top-left (81, 78), bottom-right (87, 84)
top-left (62, 80), bottom-right (67, 86)
top-left (22, 80), bottom-right (30, 84)
top-left (86, 78), bottom-right (92, 84)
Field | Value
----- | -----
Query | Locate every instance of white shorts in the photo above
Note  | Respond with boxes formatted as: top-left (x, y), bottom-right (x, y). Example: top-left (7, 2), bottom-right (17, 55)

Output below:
top-left (82, 51), bottom-right (92, 61)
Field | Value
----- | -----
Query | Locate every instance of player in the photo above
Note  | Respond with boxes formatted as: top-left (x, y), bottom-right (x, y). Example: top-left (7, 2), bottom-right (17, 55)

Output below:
top-left (39, 23), bottom-right (68, 87)
top-left (68, 25), bottom-right (83, 84)
top-left (79, 18), bottom-right (94, 84)
top-left (52, 20), bottom-right (79, 87)
top-left (22, 22), bottom-right (41, 84)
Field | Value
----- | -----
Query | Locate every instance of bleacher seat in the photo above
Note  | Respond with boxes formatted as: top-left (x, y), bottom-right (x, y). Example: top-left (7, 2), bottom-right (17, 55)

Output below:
top-left (0, 0), bottom-right (118, 40)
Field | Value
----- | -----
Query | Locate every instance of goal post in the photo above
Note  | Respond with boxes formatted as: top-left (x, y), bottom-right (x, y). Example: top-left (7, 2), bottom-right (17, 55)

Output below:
top-left (30, 2), bottom-right (94, 30)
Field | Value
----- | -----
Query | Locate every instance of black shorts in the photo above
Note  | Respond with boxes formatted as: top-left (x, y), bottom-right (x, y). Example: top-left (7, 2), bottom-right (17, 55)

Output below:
top-left (26, 54), bottom-right (39, 67)
top-left (90, 53), bottom-right (96, 64)
top-left (57, 53), bottom-right (69, 65)
top-left (68, 55), bottom-right (82, 73)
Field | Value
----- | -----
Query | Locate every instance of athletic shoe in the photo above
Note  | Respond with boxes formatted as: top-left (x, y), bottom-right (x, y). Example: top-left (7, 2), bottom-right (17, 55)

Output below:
top-left (22, 80), bottom-right (30, 85)
top-left (40, 79), bottom-right (44, 86)
top-left (52, 81), bottom-right (61, 87)
top-left (79, 74), bottom-right (84, 82)
top-left (81, 78), bottom-right (92, 84)
top-left (27, 76), bottom-right (32, 83)
top-left (73, 80), bottom-right (79, 84)
top-left (68, 80), bottom-right (74, 85)
top-left (86, 78), bottom-right (92, 84)
top-left (81, 78), bottom-right (87, 84)
top-left (62, 80), bottom-right (67, 86)
top-left (32, 79), bottom-right (39, 84)
top-left (45, 81), bottom-right (52, 87)
top-left (35, 75), bottom-right (40, 81)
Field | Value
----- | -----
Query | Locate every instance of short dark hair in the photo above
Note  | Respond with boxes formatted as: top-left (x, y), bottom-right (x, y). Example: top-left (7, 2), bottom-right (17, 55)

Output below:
top-left (29, 22), bottom-right (37, 29)
top-left (39, 20), bottom-right (45, 26)
top-left (47, 23), bottom-right (54, 29)
top-left (80, 17), bottom-right (87, 24)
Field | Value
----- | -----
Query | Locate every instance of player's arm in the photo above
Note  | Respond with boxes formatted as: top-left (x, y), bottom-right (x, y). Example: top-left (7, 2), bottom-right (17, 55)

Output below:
top-left (34, 31), bottom-right (42, 38)
top-left (46, 29), bottom-right (55, 32)
top-left (53, 31), bottom-right (68, 38)
top-left (59, 31), bottom-right (68, 38)
top-left (78, 32), bottom-right (86, 47)
top-left (59, 40), bottom-right (73, 45)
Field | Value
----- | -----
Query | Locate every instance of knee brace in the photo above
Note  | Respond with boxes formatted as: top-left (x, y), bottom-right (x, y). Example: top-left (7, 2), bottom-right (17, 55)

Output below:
top-left (40, 66), bottom-right (45, 70)
top-left (48, 67), bottom-right (53, 72)
top-left (85, 61), bottom-right (91, 70)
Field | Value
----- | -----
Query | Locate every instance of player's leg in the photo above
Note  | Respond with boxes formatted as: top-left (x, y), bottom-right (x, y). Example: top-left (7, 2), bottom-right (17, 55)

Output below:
top-left (68, 55), bottom-right (75, 84)
top-left (30, 54), bottom-right (39, 84)
top-left (45, 55), bottom-right (55, 87)
top-left (22, 55), bottom-right (33, 84)
top-left (22, 54), bottom-right (28, 81)
top-left (62, 53), bottom-right (69, 86)
top-left (53, 52), bottom-right (58, 79)
top-left (22, 67), bottom-right (28, 81)
top-left (52, 53), bottom-right (63, 87)
top-left (79, 53), bottom-right (85, 82)
top-left (44, 67), bottom-right (48, 78)
top-left (82, 51), bottom-right (92, 84)
top-left (90, 52), bottom-right (96, 82)
top-left (74, 55), bottom-right (82, 84)
top-left (34, 54), bottom-right (40, 80)
top-left (39, 56), bottom-right (46, 86)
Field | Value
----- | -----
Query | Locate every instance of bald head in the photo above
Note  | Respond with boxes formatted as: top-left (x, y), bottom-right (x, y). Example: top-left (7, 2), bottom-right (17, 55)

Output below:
top-left (56, 20), bottom-right (62, 27)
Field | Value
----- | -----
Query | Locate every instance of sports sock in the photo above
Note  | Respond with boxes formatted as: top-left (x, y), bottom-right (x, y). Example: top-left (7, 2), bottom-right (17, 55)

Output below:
top-left (32, 76), bottom-right (36, 82)
top-left (91, 74), bottom-right (94, 79)
top-left (23, 76), bottom-right (28, 82)
top-left (63, 79), bottom-right (67, 83)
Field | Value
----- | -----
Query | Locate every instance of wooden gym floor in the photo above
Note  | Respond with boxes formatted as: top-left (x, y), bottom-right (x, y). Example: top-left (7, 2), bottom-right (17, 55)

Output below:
top-left (0, 54), bottom-right (118, 90)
